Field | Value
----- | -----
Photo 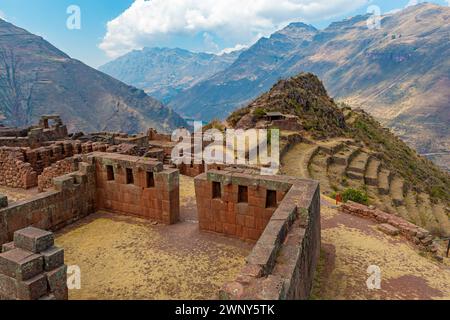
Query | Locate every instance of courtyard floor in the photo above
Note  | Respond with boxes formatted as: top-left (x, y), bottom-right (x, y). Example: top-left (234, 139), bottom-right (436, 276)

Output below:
top-left (55, 175), bottom-right (252, 300)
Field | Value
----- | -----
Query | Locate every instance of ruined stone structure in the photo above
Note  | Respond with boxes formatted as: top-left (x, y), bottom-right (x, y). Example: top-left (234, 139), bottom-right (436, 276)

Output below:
top-left (0, 115), bottom-right (68, 149)
top-left (0, 115), bottom-right (322, 300)
top-left (93, 153), bottom-right (179, 224)
top-left (0, 153), bottom-right (180, 247)
top-left (195, 168), bottom-right (321, 299)
top-left (0, 227), bottom-right (67, 300)
top-left (340, 201), bottom-right (440, 254)
top-left (0, 161), bottom-right (96, 245)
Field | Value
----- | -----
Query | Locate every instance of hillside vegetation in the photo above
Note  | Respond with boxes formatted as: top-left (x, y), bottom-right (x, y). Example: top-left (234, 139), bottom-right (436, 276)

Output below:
top-left (227, 72), bottom-right (450, 235)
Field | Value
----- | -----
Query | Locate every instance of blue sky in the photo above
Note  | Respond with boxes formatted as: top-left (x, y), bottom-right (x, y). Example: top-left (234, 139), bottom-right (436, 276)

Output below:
top-left (0, 0), bottom-right (448, 68)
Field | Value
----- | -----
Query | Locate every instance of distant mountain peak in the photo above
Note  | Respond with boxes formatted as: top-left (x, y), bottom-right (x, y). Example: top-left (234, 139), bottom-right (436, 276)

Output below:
top-left (0, 20), bottom-right (187, 133)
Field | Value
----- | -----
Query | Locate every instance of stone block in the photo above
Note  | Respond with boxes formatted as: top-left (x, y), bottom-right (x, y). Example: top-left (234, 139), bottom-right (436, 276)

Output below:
top-left (41, 246), bottom-right (64, 271)
top-left (377, 223), bottom-right (400, 236)
top-left (0, 248), bottom-right (43, 281)
top-left (0, 194), bottom-right (8, 208)
top-left (46, 264), bottom-right (67, 298)
top-left (13, 227), bottom-right (54, 253)
top-left (16, 274), bottom-right (47, 300)
top-left (0, 273), bottom-right (17, 299)
top-left (1, 242), bottom-right (15, 253)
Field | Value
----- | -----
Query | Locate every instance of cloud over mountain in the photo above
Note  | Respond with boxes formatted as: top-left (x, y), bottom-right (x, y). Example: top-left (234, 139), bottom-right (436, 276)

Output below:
top-left (99, 0), bottom-right (368, 58)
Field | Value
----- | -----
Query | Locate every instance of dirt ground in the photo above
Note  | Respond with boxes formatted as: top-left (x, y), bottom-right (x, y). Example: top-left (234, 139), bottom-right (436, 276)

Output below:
top-left (0, 186), bottom-right (38, 203)
top-left (55, 175), bottom-right (252, 300)
top-left (312, 196), bottom-right (450, 300)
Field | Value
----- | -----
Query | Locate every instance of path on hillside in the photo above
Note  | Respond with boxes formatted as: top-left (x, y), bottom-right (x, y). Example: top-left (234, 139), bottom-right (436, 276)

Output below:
top-left (311, 196), bottom-right (450, 300)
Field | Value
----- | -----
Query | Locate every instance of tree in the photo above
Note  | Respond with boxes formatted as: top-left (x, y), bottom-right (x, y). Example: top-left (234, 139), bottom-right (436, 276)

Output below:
top-left (0, 48), bottom-right (38, 127)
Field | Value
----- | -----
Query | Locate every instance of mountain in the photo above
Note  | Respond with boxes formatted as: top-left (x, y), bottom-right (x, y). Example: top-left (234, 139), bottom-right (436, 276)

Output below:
top-left (228, 72), bottom-right (450, 235)
top-left (99, 47), bottom-right (241, 104)
top-left (168, 3), bottom-right (450, 164)
top-left (169, 22), bottom-right (319, 120)
top-left (0, 19), bottom-right (187, 134)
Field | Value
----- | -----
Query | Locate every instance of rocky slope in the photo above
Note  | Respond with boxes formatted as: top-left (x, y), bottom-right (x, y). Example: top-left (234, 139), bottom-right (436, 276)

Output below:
top-left (169, 3), bottom-right (450, 165)
top-left (99, 47), bottom-right (241, 104)
top-left (0, 19), bottom-right (187, 134)
top-left (227, 72), bottom-right (450, 236)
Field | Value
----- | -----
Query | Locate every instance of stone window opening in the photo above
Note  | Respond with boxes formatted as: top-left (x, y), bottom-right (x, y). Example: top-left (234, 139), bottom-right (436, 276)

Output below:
top-left (266, 190), bottom-right (277, 208)
top-left (126, 168), bottom-right (134, 184)
top-left (238, 185), bottom-right (248, 203)
top-left (106, 165), bottom-right (114, 181)
top-left (146, 171), bottom-right (155, 188)
top-left (212, 181), bottom-right (221, 199)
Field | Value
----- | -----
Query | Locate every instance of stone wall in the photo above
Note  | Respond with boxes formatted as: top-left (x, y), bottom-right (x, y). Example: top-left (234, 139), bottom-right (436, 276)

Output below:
top-left (0, 147), bottom-right (38, 189)
top-left (340, 201), bottom-right (440, 254)
top-left (0, 162), bottom-right (96, 246)
top-left (147, 128), bottom-right (171, 142)
top-left (0, 153), bottom-right (180, 246)
top-left (177, 163), bottom-right (205, 178)
top-left (38, 155), bottom-right (83, 192)
top-left (216, 172), bottom-right (321, 300)
top-left (0, 141), bottom-right (109, 189)
top-left (195, 169), bottom-right (288, 242)
top-left (0, 116), bottom-right (68, 149)
top-left (91, 153), bottom-right (180, 225)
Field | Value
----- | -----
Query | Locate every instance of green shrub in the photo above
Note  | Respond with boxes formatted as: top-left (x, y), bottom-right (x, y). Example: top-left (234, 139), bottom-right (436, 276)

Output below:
top-left (253, 107), bottom-right (266, 119)
top-left (342, 188), bottom-right (369, 205)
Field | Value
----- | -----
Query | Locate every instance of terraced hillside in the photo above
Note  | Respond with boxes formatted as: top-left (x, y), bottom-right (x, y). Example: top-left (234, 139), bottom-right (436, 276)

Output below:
top-left (227, 73), bottom-right (450, 237)
top-left (281, 137), bottom-right (449, 236)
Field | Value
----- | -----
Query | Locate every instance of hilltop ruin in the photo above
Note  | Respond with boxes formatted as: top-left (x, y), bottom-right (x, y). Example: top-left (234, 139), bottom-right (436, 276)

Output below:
top-left (0, 116), bottom-right (321, 300)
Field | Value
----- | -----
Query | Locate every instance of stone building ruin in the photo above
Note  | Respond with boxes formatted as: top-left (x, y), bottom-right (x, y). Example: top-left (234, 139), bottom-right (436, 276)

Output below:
top-left (0, 115), bottom-right (321, 300)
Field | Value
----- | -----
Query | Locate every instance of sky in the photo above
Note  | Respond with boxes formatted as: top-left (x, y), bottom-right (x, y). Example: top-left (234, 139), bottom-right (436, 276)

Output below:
top-left (0, 0), bottom-right (448, 68)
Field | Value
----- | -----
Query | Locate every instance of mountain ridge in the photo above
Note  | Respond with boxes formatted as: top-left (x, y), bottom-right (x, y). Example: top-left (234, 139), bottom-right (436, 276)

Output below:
top-left (0, 18), bottom-right (187, 133)
top-left (99, 47), bottom-right (241, 104)
top-left (227, 72), bottom-right (450, 234)
top-left (165, 3), bottom-right (449, 163)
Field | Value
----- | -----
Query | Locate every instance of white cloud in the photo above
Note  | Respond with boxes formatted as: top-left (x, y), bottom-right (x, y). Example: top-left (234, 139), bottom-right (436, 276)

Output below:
top-left (0, 10), bottom-right (6, 21)
top-left (100, 0), bottom-right (368, 58)
top-left (219, 44), bottom-right (249, 55)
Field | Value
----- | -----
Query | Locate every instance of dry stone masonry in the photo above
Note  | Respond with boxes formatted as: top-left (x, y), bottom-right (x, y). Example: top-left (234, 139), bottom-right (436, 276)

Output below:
top-left (195, 168), bottom-right (321, 299)
top-left (340, 201), bottom-right (440, 254)
top-left (0, 227), bottom-right (67, 300)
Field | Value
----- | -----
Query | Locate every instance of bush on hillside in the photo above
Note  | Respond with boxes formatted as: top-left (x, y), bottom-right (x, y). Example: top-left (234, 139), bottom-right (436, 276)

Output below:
top-left (342, 188), bottom-right (369, 205)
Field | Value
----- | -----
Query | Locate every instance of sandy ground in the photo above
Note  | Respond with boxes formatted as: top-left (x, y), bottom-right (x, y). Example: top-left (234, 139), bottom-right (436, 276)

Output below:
top-left (0, 186), bottom-right (38, 203)
top-left (312, 196), bottom-right (450, 300)
top-left (55, 175), bottom-right (252, 300)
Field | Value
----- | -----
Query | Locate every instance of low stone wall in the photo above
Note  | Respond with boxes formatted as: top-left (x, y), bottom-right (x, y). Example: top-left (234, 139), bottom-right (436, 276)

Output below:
top-left (196, 169), bottom-right (321, 300)
top-left (91, 153), bottom-right (180, 225)
top-left (195, 169), bottom-right (289, 242)
top-left (0, 162), bottom-right (96, 246)
top-left (178, 163), bottom-right (205, 178)
top-left (0, 147), bottom-right (37, 189)
top-left (271, 119), bottom-right (303, 131)
top-left (38, 155), bottom-right (83, 192)
top-left (340, 201), bottom-right (440, 253)
top-left (0, 141), bottom-right (109, 190)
